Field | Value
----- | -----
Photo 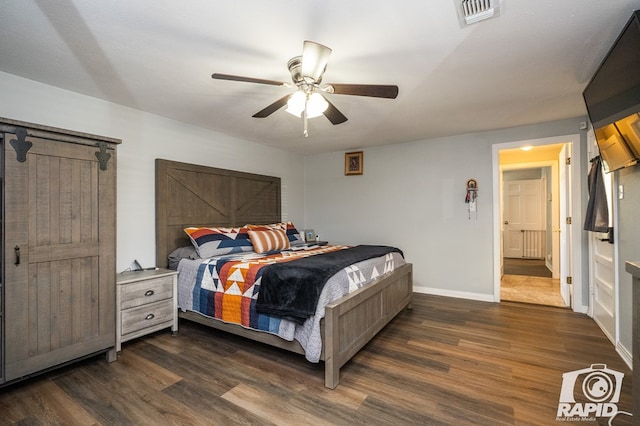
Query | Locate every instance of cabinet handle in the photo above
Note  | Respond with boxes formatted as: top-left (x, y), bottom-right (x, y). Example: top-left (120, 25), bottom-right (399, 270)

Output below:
top-left (145, 313), bottom-right (155, 320)
top-left (144, 290), bottom-right (155, 297)
top-left (14, 246), bottom-right (20, 265)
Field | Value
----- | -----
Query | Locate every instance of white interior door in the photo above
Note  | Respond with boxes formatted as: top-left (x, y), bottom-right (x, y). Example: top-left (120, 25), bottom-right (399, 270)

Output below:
top-left (503, 179), bottom-right (543, 258)
top-left (590, 157), bottom-right (616, 343)
top-left (591, 236), bottom-right (616, 342)
top-left (559, 145), bottom-right (571, 307)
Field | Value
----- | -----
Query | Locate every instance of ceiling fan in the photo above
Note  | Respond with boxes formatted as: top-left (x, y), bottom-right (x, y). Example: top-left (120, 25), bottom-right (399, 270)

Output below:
top-left (212, 40), bottom-right (399, 137)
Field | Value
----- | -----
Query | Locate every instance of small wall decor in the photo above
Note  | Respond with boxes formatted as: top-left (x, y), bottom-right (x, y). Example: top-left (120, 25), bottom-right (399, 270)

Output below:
top-left (304, 229), bottom-right (316, 242)
top-left (465, 178), bottom-right (478, 219)
top-left (345, 151), bottom-right (363, 175)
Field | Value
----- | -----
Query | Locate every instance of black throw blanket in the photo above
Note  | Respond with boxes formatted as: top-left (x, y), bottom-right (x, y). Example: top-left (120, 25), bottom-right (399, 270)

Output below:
top-left (256, 245), bottom-right (403, 324)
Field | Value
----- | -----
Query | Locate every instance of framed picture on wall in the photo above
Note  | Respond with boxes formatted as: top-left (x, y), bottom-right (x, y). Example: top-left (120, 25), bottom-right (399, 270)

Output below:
top-left (345, 151), bottom-right (363, 175)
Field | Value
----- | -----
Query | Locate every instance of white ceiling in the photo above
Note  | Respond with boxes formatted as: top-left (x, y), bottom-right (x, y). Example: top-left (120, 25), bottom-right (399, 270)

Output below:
top-left (1, 0), bottom-right (639, 155)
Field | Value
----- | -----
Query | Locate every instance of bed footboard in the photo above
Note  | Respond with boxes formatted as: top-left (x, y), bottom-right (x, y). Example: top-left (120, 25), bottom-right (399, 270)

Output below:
top-left (323, 262), bottom-right (413, 389)
top-left (178, 262), bottom-right (413, 389)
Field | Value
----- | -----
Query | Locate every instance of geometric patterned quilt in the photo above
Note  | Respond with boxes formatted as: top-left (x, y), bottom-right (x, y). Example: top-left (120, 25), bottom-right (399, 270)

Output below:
top-left (191, 245), bottom-right (348, 330)
top-left (178, 246), bottom-right (405, 362)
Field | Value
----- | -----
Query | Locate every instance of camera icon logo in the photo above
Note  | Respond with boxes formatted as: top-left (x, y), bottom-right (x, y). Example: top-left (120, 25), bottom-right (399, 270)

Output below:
top-left (559, 364), bottom-right (623, 403)
top-left (557, 364), bottom-right (625, 421)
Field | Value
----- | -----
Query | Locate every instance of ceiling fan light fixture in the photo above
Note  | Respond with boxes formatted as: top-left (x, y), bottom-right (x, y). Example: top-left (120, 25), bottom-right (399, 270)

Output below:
top-left (301, 41), bottom-right (332, 82)
top-left (306, 92), bottom-right (329, 117)
top-left (212, 40), bottom-right (397, 134)
top-left (286, 91), bottom-right (306, 116)
top-left (286, 91), bottom-right (328, 118)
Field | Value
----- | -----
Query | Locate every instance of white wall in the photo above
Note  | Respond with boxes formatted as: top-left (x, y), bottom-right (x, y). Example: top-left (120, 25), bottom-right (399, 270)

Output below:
top-left (305, 135), bottom-right (494, 299)
top-left (0, 72), bottom-right (305, 272)
top-left (305, 118), bottom-right (588, 301)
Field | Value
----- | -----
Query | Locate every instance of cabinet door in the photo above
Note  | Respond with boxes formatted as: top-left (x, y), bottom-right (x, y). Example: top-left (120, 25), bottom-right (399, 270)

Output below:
top-left (4, 133), bottom-right (116, 381)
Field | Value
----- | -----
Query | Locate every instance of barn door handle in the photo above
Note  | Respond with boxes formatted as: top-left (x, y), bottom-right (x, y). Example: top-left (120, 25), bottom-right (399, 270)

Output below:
top-left (14, 246), bottom-right (20, 265)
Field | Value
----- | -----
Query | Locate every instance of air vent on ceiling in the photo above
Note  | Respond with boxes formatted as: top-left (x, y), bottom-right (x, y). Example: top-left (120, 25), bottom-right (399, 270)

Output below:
top-left (455, 0), bottom-right (501, 27)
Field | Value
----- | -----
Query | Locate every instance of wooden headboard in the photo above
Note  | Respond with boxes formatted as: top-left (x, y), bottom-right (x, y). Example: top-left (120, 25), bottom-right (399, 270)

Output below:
top-left (155, 159), bottom-right (281, 268)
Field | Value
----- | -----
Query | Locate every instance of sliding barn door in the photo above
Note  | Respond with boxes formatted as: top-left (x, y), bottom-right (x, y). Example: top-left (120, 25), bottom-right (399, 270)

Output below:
top-left (4, 132), bottom-right (116, 381)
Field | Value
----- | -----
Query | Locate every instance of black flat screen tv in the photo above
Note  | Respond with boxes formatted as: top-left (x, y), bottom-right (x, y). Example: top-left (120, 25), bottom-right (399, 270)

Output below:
top-left (583, 10), bottom-right (640, 172)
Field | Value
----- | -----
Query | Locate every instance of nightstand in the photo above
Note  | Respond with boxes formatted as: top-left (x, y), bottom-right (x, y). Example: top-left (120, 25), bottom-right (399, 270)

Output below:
top-left (116, 269), bottom-right (178, 352)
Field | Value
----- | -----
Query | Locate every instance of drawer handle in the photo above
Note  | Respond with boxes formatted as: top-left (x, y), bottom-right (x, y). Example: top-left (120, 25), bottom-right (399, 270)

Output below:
top-left (145, 313), bottom-right (155, 320)
top-left (144, 290), bottom-right (155, 297)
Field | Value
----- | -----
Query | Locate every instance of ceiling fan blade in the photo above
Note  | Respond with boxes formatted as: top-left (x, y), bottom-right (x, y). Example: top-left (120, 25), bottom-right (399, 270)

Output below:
top-left (328, 83), bottom-right (399, 99)
top-left (302, 41), bottom-right (332, 82)
top-left (212, 73), bottom-right (287, 86)
top-left (252, 94), bottom-right (291, 118)
top-left (322, 97), bottom-right (348, 125)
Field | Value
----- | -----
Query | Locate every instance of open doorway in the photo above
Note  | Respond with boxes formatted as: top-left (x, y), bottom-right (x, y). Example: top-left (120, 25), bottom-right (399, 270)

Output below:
top-left (499, 163), bottom-right (564, 307)
top-left (500, 153), bottom-right (564, 307)
top-left (492, 134), bottom-right (584, 313)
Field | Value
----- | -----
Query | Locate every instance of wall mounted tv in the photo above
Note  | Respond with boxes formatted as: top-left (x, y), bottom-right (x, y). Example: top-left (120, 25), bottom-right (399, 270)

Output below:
top-left (583, 9), bottom-right (640, 172)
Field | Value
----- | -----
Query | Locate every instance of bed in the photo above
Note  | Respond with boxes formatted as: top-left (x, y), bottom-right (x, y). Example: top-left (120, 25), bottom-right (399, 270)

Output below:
top-left (155, 159), bottom-right (413, 388)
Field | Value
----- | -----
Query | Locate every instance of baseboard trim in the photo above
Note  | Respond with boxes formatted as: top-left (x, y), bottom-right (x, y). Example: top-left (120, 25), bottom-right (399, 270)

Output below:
top-left (413, 286), bottom-right (495, 302)
top-left (413, 285), bottom-right (589, 311)
top-left (616, 342), bottom-right (633, 370)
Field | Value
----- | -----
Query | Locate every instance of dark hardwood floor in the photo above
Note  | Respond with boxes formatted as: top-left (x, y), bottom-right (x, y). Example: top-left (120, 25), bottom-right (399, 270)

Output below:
top-left (0, 294), bottom-right (633, 425)
top-left (503, 258), bottom-right (552, 278)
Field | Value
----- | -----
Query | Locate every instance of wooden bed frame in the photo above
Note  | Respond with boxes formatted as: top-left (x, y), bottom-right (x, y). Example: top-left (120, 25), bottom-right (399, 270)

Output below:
top-left (155, 159), bottom-right (413, 388)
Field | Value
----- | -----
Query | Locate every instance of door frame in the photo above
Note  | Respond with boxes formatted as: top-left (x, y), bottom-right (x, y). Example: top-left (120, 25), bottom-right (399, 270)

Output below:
top-left (558, 144), bottom-right (572, 306)
top-left (492, 134), bottom-right (584, 312)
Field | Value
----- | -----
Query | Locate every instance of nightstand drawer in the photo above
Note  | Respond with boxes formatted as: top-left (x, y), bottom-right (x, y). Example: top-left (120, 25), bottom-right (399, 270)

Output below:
top-left (121, 299), bottom-right (174, 336)
top-left (120, 276), bottom-right (174, 309)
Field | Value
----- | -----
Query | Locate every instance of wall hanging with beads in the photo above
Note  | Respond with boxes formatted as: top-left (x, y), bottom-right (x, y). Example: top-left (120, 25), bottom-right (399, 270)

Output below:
top-left (465, 179), bottom-right (478, 219)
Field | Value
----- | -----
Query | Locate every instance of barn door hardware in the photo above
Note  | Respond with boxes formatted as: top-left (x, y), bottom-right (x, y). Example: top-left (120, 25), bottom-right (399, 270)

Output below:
top-left (9, 127), bottom-right (32, 162)
top-left (95, 142), bottom-right (112, 171)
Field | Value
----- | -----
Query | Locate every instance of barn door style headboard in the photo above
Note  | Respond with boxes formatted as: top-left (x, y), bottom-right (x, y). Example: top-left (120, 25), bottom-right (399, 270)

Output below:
top-left (155, 159), bottom-right (281, 268)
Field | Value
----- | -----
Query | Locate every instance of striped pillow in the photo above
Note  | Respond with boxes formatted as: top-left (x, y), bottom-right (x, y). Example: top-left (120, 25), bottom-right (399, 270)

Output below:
top-left (248, 228), bottom-right (290, 253)
top-left (184, 226), bottom-right (253, 258)
top-left (247, 221), bottom-right (304, 246)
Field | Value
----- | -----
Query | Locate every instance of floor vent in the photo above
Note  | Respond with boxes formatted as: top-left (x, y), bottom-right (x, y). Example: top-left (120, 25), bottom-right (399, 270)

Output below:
top-left (455, 0), bottom-right (501, 26)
